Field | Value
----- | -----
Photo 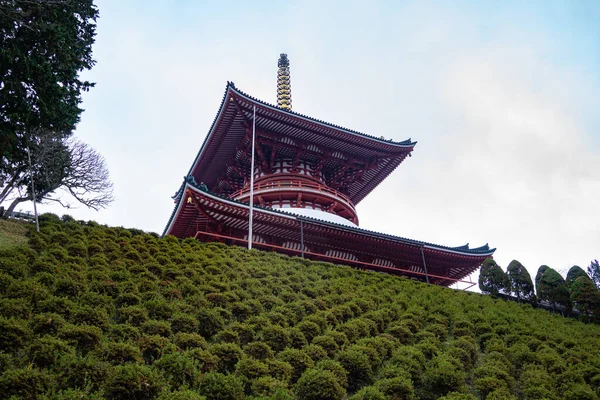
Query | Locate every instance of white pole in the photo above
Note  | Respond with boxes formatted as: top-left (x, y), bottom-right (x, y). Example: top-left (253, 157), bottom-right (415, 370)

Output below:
top-left (27, 145), bottom-right (40, 233)
top-left (248, 105), bottom-right (256, 250)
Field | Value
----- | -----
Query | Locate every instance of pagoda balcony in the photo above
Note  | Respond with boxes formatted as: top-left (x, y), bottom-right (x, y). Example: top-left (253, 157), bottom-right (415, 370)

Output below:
top-left (230, 175), bottom-right (358, 225)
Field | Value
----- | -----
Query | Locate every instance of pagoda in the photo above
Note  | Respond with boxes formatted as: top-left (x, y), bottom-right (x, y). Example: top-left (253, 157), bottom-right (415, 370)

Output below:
top-left (164, 54), bottom-right (495, 287)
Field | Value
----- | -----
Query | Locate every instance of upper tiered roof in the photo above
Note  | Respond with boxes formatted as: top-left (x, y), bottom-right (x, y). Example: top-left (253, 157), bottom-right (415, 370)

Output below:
top-left (186, 82), bottom-right (417, 205)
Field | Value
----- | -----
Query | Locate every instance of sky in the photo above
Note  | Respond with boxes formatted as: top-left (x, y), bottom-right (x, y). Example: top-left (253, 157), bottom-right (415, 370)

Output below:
top-left (21, 0), bottom-right (600, 286)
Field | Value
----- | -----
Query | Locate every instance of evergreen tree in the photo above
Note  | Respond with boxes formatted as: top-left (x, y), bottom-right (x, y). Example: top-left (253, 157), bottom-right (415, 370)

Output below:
top-left (0, 0), bottom-right (103, 214)
top-left (588, 259), bottom-right (600, 289)
top-left (478, 258), bottom-right (509, 295)
top-left (566, 266), bottom-right (591, 290)
top-left (570, 276), bottom-right (600, 318)
top-left (536, 267), bottom-right (571, 314)
top-left (535, 265), bottom-right (549, 290)
top-left (506, 260), bottom-right (535, 302)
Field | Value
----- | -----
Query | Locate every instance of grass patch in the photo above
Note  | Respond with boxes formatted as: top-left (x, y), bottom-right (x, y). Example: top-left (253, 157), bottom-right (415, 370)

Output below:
top-left (0, 218), bottom-right (30, 249)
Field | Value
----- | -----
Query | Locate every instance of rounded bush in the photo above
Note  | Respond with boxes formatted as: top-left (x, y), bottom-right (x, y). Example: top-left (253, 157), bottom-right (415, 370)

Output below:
top-left (244, 341), bottom-right (274, 360)
top-left (250, 376), bottom-right (288, 397)
top-left (0, 367), bottom-right (53, 398)
top-left (197, 309), bottom-right (224, 338)
top-left (173, 332), bottom-right (207, 350)
top-left (347, 386), bottom-right (386, 400)
top-left (276, 348), bottom-right (314, 383)
top-left (198, 372), bottom-right (244, 400)
top-left (154, 352), bottom-right (200, 390)
top-left (27, 336), bottom-right (75, 367)
top-left (157, 389), bottom-right (207, 400)
top-left (97, 342), bottom-right (143, 364)
top-left (209, 343), bottom-right (244, 373)
top-left (104, 363), bottom-right (165, 400)
top-left (295, 368), bottom-right (346, 400)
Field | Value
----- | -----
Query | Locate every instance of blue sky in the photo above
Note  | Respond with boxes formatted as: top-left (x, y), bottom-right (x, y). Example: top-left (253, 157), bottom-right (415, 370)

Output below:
top-left (25, 0), bottom-right (600, 286)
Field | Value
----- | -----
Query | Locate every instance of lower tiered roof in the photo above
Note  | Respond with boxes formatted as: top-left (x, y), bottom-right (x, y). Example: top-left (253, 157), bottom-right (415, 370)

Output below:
top-left (164, 180), bottom-right (495, 287)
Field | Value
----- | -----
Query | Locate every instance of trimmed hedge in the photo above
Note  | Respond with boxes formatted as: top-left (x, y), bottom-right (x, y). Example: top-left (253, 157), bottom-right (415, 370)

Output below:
top-left (0, 214), bottom-right (598, 399)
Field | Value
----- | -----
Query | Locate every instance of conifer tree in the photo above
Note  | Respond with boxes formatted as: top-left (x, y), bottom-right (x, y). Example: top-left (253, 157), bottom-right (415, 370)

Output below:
top-left (536, 266), bottom-right (571, 314)
top-left (588, 259), bottom-right (600, 289)
top-left (566, 265), bottom-right (591, 290)
top-left (478, 258), bottom-right (509, 295)
top-left (570, 276), bottom-right (600, 318)
top-left (507, 260), bottom-right (535, 302)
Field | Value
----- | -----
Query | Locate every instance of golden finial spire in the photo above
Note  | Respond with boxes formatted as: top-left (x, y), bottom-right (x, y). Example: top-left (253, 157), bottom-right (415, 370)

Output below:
top-left (277, 54), bottom-right (292, 110)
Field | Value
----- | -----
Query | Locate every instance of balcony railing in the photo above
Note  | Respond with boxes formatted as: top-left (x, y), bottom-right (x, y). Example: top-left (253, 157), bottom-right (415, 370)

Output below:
top-left (230, 180), bottom-right (355, 211)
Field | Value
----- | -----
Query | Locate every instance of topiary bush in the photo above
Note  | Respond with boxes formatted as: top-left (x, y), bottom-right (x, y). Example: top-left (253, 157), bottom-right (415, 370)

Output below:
top-left (295, 368), bottom-right (346, 400)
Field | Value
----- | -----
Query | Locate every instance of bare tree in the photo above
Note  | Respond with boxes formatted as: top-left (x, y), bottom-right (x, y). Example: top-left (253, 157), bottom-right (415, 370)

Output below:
top-left (1, 129), bottom-right (114, 218)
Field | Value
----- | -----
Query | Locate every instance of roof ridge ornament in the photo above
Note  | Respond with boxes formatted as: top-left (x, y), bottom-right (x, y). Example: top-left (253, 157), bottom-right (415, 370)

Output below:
top-left (277, 53), bottom-right (292, 110)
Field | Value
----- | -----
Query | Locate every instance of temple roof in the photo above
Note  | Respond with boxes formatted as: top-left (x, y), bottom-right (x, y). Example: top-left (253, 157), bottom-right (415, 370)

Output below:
top-left (164, 179), bottom-right (496, 259)
top-left (185, 82), bottom-right (417, 205)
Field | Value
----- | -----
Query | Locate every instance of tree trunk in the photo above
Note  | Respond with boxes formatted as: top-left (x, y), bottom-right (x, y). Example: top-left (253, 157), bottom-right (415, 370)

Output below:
top-left (2, 196), bottom-right (28, 218)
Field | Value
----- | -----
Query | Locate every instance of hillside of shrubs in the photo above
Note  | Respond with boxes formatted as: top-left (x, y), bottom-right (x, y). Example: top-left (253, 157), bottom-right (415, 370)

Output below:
top-left (1, 214), bottom-right (600, 400)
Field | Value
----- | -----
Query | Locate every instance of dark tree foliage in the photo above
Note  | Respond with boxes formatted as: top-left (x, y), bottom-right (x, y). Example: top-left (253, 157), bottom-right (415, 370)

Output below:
top-left (536, 267), bottom-right (571, 314)
top-left (588, 259), bottom-right (600, 289)
top-left (566, 266), bottom-right (591, 290)
top-left (478, 258), bottom-right (509, 295)
top-left (570, 276), bottom-right (600, 318)
top-left (506, 260), bottom-right (535, 302)
top-left (0, 1), bottom-right (108, 215)
top-left (535, 265), bottom-right (549, 290)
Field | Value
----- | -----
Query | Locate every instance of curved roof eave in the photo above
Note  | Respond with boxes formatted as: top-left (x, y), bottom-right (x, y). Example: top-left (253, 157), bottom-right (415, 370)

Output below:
top-left (164, 180), bottom-right (496, 258)
top-left (186, 82), bottom-right (417, 178)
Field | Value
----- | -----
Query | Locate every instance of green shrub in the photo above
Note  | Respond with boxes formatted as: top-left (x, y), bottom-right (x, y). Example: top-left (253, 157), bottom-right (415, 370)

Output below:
top-left (210, 343), bottom-right (244, 373)
top-left (277, 348), bottom-right (314, 383)
top-left (171, 313), bottom-right (197, 334)
top-left (244, 341), bottom-right (274, 360)
top-left (173, 332), bottom-right (207, 350)
top-left (96, 342), bottom-right (143, 364)
top-left (348, 386), bottom-right (386, 400)
top-left (315, 359), bottom-right (349, 389)
top-left (59, 324), bottom-right (103, 353)
top-left (104, 364), bottom-right (165, 400)
top-left (259, 324), bottom-right (292, 352)
top-left (141, 320), bottom-right (172, 337)
top-left (197, 308), bottom-right (224, 338)
top-left (336, 348), bottom-right (373, 391)
top-left (156, 389), bottom-right (206, 400)
top-left (198, 372), bottom-right (244, 400)
top-left (312, 335), bottom-right (339, 357)
top-left (108, 324), bottom-right (141, 342)
top-left (0, 317), bottom-right (30, 351)
top-left (58, 354), bottom-right (110, 392)
top-left (250, 376), bottom-right (288, 397)
top-left (154, 352), bottom-right (200, 390)
top-left (0, 367), bottom-right (53, 399)
top-left (295, 368), bottom-right (346, 400)
top-left (422, 354), bottom-right (466, 398)
top-left (374, 376), bottom-right (416, 400)
top-left (117, 306), bottom-right (148, 326)
top-left (138, 335), bottom-right (171, 363)
top-left (27, 336), bottom-right (74, 367)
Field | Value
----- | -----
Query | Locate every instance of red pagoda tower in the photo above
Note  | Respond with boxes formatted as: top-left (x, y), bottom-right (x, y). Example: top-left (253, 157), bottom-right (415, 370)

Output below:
top-left (164, 54), bottom-right (495, 287)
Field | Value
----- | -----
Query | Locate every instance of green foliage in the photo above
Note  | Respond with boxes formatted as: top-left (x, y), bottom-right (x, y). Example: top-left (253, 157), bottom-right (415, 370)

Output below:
top-left (566, 265), bottom-right (591, 289)
top-left (507, 260), bottom-right (535, 301)
top-left (104, 364), bottom-right (165, 400)
top-left (570, 276), bottom-right (600, 317)
top-left (587, 259), bottom-right (600, 289)
top-left (198, 372), bottom-right (244, 400)
top-left (537, 266), bottom-right (571, 312)
top-left (295, 368), bottom-right (346, 400)
top-left (0, 215), bottom-right (599, 398)
top-left (479, 258), bottom-right (509, 295)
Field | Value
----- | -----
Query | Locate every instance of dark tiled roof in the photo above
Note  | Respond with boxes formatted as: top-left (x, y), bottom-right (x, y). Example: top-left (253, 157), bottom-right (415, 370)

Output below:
top-left (164, 179), bottom-right (496, 257)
